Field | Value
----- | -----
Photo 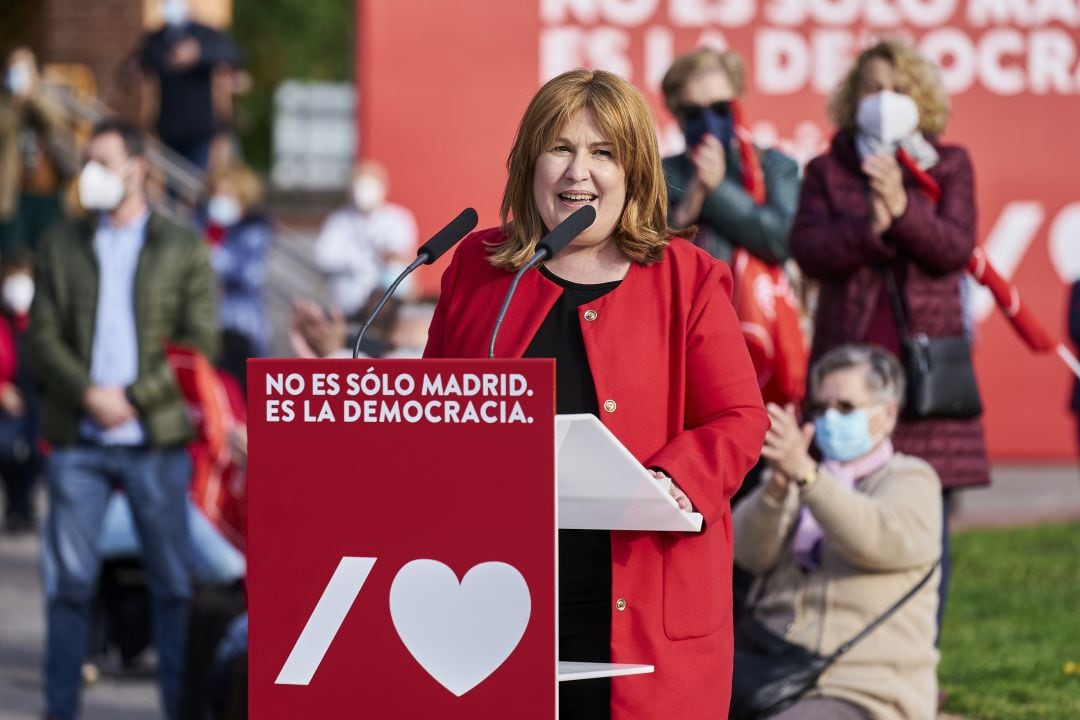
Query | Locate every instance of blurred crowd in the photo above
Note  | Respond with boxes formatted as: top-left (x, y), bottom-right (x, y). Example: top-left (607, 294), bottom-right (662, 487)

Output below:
top-left (1, 2), bottom-right (1078, 719)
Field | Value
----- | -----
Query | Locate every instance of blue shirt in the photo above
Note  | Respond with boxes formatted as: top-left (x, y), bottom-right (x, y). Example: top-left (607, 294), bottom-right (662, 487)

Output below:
top-left (79, 210), bottom-right (150, 445)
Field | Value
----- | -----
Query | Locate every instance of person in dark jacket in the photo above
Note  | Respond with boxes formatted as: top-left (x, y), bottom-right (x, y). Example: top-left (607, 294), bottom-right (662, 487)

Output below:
top-left (29, 119), bottom-right (218, 720)
top-left (789, 38), bottom-right (989, 633)
top-left (660, 48), bottom-right (800, 265)
top-left (136, 0), bottom-right (243, 169)
top-left (0, 251), bottom-right (42, 532)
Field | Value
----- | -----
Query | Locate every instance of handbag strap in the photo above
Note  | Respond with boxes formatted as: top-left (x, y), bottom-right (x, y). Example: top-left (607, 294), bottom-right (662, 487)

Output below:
top-left (828, 560), bottom-right (941, 660)
top-left (880, 267), bottom-right (911, 340)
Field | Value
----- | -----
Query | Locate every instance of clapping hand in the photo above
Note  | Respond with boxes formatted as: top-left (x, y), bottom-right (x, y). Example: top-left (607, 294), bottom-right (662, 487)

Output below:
top-left (862, 154), bottom-right (908, 226)
top-left (690, 134), bottom-right (726, 193)
top-left (761, 403), bottom-right (816, 483)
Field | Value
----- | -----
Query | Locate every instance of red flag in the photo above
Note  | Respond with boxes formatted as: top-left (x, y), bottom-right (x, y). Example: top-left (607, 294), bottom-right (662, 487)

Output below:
top-left (728, 102), bottom-right (808, 407)
top-left (167, 345), bottom-right (248, 552)
top-left (966, 247), bottom-right (1056, 352)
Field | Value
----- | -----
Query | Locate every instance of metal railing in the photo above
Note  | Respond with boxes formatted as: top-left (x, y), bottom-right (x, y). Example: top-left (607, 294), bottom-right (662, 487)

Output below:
top-left (49, 83), bottom-right (329, 356)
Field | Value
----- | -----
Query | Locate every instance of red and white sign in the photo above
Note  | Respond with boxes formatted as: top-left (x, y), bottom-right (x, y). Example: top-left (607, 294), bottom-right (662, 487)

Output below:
top-left (357, 0), bottom-right (1078, 461)
top-left (247, 359), bottom-right (556, 718)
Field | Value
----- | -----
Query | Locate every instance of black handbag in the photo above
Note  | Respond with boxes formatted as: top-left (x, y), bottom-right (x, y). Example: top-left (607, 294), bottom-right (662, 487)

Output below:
top-left (881, 269), bottom-right (983, 419)
top-left (729, 562), bottom-right (939, 720)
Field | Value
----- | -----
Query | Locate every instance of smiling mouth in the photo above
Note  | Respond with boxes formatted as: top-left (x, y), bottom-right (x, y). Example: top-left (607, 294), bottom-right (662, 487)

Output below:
top-left (558, 192), bottom-right (597, 204)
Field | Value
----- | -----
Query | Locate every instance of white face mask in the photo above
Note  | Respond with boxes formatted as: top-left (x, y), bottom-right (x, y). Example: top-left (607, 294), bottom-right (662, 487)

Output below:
top-left (162, 0), bottom-right (189, 26)
top-left (855, 90), bottom-right (920, 146)
top-left (5, 62), bottom-right (31, 96)
top-left (207, 195), bottom-right (243, 226)
top-left (353, 176), bottom-right (386, 213)
top-left (2, 274), bottom-right (34, 315)
top-left (78, 160), bottom-right (127, 212)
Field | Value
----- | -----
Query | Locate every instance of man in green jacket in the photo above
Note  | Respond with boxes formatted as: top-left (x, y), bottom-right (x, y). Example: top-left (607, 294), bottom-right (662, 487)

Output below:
top-left (29, 119), bottom-right (218, 720)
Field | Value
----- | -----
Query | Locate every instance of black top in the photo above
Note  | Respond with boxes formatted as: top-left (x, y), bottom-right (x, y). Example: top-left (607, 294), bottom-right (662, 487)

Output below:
top-left (524, 266), bottom-right (621, 638)
top-left (139, 23), bottom-right (242, 145)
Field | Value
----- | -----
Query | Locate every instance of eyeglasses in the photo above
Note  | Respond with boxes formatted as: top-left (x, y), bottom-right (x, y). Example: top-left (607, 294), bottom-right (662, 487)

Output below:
top-left (805, 400), bottom-right (879, 420)
top-left (676, 100), bottom-right (731, 120)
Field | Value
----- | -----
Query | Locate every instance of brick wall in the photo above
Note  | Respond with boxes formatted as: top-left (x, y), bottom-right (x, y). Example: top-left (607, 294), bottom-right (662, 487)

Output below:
top-left (40, 0), bottom-right (146, 120)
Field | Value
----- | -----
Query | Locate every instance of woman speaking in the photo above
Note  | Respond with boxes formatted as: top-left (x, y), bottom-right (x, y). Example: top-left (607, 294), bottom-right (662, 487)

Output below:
top-left (424, 69), bottom-right (768, 719)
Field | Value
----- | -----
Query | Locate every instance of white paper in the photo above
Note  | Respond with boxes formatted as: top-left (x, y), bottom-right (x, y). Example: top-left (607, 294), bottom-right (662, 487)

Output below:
top-left (555, 414), bottom-right (703, 532)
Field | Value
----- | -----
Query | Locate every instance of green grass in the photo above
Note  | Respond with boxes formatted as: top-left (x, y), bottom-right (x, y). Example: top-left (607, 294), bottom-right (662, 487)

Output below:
top-left (939, 522), bottom-right (1080, 719)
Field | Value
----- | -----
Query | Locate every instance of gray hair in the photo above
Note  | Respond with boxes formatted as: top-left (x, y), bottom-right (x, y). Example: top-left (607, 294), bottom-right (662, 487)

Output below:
top-left (809, 344), bottom-right (906, 408)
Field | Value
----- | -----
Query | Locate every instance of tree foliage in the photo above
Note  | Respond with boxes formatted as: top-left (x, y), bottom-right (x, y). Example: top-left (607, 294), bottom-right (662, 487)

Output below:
top-left (230, 0), bottom-right (352, 170)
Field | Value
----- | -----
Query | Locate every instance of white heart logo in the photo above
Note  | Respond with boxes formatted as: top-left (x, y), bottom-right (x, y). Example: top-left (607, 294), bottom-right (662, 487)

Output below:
top-left (389, 560), bottom-right (531, 697)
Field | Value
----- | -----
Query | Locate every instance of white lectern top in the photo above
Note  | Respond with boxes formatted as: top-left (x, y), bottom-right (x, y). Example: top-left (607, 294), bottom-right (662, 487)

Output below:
top-left (555, 414), bottom-right (703, 533)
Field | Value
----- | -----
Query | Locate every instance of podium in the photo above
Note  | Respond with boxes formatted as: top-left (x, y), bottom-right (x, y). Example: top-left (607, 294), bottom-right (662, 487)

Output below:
top-left (248, 359), bottom-right (699, 719)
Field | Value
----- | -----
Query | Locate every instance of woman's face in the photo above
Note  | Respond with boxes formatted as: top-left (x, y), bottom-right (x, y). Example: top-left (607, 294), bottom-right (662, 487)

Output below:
top-left (812, 365), bottom-right (898, 440)
top-left (675, 67), bottom-right (735, 129)
top-left (856, 56), bottom-right (907, 104)
top-left (532, 108), bottom-right (627, 251)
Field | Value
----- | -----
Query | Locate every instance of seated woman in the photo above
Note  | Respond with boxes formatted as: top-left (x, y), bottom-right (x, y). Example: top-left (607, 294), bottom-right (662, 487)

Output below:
top-left (733, 344), bottom-right (941, 720)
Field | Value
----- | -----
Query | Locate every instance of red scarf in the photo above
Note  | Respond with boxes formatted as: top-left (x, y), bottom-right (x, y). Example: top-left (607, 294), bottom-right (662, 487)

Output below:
top-left (729, 100), bottom-right (808, 407)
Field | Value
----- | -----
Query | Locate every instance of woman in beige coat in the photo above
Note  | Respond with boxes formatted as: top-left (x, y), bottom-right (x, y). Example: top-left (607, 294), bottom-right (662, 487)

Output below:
top-left (734, 344), bottom-right (941, 720)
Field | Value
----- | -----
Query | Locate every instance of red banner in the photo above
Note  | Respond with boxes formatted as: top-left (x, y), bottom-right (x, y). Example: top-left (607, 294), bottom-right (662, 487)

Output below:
top-left (357, 0), bottom-right (1078, 461)
top-left (247, 359), bottom-right (557, 718)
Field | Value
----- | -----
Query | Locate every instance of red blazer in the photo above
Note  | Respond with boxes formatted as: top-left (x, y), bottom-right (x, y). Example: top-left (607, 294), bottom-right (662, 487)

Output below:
top-left (425, 228), bottom-right (768, 719)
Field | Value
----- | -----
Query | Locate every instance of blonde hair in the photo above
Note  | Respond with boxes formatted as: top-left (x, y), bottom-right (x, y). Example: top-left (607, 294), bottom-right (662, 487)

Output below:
top-left (206, 163), bottom-right (264, 213)
top-left (829, 39), bottom-right (950, 137)
top-left (661, 48), bottom-right (745, 115)
top-left (492, 69), bottom-right (674, 270)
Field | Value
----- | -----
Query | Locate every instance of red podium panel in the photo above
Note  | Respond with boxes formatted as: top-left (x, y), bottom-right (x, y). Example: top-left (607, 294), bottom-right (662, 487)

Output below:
top-left (247, 359), bottom-right (556, 719)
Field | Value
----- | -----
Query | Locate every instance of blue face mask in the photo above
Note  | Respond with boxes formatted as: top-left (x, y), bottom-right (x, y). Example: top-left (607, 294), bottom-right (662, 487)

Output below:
top-left (683, 107), bottom-right (733, 151)
top-left (813, 407), bottom-right (881, 462)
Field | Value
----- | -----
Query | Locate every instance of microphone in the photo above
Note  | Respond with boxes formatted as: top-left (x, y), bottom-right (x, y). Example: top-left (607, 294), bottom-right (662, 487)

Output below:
top-left (416, 207), bottom-right (479, 265)
top-left (352, 208), bottom-right (478, 358)
top-left (487, 205), bottom-right (596, 358)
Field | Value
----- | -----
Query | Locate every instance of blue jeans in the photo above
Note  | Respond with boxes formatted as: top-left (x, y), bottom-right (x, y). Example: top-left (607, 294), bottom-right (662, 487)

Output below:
top-left (42, 445), bottom-right (192, 720)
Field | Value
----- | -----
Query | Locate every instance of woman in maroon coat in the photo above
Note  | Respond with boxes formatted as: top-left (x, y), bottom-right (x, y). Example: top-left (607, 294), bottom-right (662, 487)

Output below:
top-left (425, 70), bottom-right (768, 719)
top-left (790, 39), bottom-right (989, 631)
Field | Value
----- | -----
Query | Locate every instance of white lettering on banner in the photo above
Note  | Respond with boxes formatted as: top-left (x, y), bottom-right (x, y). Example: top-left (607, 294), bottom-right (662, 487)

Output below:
top-left (1029, 29), bottom-right (1077, 93)
top-left (1049, 203), bottom-right (1080, 283)
top-left (276, 557), bottom-right (377, 686)
top-left (1035, 0), bottom-right (1080, 24)
top-left (265, 399), bottom-right (295, 422)
top-left (813, 29), bottom-right (858, 90)
top-left (303, 400), bottom-right (335, 422)
top-left (539, 26), bottom-right (633, 83)
top-left (919, 29), bottom-right (978, 91)
top-left (266, 373), bottom-right (305, 396)
top-left (968, 0), bottom-right (1035, 24)
top-left (542, 0), bottom-right (662, 24)
top-left (979, 29), bottom-right (1027, 94)
top-left (865, 0), bottom-right (905, 25)
top-left (898, 0), bottom-right (958, 25)
top-left (809, 0), bottom-right (862, 26)
top-left (756, 28), bottom-right (810, 93)
top-left (345, 399), bottom-right (531, 425)
top-left (542, 0), bottom-right (602, 23)
top-left (537, 2), bottom-right (1080, 96)
top-left (970, 201), bottom-right (1045, 321)
top-left (645, 26), bottom-right (676, 88)
top-left (968, 0), bottom-right (1080, 25)
top-left (669, 0), bottom-right (758, 27)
